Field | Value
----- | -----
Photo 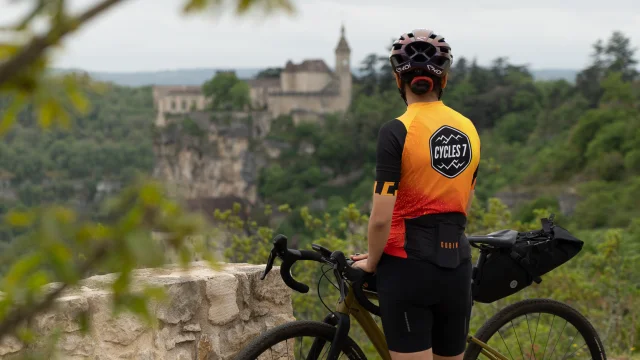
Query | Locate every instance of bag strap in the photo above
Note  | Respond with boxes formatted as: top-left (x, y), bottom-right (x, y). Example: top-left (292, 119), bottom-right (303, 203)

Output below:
top-left (509, 251), bottom-right (543, 284)
top-left (541, 213), bottom-right (556, 234)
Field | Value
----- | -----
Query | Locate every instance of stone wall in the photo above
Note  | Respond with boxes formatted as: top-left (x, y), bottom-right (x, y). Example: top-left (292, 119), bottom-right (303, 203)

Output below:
top-left (0, 262), bottom-right (294, 360)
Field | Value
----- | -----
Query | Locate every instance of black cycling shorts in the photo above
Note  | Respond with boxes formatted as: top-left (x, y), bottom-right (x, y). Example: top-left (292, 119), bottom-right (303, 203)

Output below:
top-left (376, 253), bottom-right (473, 355)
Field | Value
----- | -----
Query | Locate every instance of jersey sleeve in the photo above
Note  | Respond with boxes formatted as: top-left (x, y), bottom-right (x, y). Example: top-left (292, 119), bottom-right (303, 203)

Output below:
top-left (471, 164), bottom-right (479, 190)
top-left (374, 119), bottom-right (407, 196)
top-left (471, 138), bottom-right (481, 190)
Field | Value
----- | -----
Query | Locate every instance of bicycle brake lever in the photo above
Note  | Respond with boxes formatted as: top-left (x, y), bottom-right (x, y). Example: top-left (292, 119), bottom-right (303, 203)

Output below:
top-left (346, 259), bottom-right (355, 266)
top-left (260, 248), bottom-right (277, 280)
top-left (311, 243), bottom-right (333, 258)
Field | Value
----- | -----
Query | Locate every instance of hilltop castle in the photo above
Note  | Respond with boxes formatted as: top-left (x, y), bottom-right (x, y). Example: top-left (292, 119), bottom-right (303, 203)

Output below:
top-left (153, 26), bottom-right (352, 126)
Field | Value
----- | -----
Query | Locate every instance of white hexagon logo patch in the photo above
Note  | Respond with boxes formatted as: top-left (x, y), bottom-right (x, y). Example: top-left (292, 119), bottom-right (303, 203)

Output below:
top-left (429, 125), bottom-right (472, 178)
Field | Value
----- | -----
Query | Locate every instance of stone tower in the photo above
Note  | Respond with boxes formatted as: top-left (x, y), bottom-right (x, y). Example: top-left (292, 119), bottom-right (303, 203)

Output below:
top-left (334, 24), bottom-right (352, 110)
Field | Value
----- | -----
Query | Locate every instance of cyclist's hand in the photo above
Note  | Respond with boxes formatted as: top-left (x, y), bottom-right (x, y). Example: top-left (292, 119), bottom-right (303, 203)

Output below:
top-left (350, 253), bottom-right (368, 261)
top-left (352, 259), bottom-right (376, 273)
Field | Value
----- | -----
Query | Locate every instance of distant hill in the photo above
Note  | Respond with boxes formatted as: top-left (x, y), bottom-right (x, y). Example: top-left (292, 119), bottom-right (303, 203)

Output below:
top-left (529, 69), bottom-right (579, 82)
top-left (54, 67), bottom-right (579, 87)
top-left (54, 68), bottom-right (262, 87)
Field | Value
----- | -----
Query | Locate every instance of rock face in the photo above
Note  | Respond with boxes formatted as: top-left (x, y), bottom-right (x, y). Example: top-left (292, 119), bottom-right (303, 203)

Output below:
top-left (0, 262), bottom-right (295, 360)
top-left (152, 111), bottom-right (279, 211)
top-left (494, 187), bottom-right (581, 216)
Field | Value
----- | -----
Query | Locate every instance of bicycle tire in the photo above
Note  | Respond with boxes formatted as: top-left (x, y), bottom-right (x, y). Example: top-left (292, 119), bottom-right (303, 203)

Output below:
top-left (464, 298), bottom-right (606, 360)
top-left (233, 320), bottom-right (368, 360)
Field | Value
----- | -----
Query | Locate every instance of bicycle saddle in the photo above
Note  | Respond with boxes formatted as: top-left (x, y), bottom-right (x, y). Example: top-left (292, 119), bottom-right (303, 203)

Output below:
top-left (467, 229), bottom-right (518, 248)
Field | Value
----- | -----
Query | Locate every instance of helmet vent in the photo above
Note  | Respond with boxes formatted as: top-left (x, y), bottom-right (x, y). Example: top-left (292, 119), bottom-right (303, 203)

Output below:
top-left (393, 43), bottom-right (403, 50)
top-left (406, 42), bottom-right (436, 61)
top-left (432, 56), bottom-right (447, 66)
top-left (413, 54), bottom-right (428, 62)
top-left (407, 32), bottom-right (414, 38)
top-left (439, 38), bottom-right (446, 43)
top-left (429, 34), bottom-right (437, 39)
top-left (390, 54), bottom-right (405, 66)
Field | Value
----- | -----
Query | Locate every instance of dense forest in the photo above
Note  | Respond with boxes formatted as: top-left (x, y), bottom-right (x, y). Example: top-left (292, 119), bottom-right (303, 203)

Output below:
top-left (0, 30), bottom-right (638, 357)
top-left (260, 30), bottom-right (640, 232)
top-left (0, 83), bottom-right (156, 244)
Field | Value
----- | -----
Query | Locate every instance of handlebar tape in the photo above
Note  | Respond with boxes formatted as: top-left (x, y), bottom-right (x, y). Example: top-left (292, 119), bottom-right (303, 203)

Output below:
top-left (279, 249), bottom-right (324, 294)
top-left (280, 260), bottom-right (309, 293)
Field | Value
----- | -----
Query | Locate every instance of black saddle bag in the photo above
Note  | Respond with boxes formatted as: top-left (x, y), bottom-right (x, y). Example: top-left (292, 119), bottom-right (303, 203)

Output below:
top-left (471, 217), bottom-right (584, 304)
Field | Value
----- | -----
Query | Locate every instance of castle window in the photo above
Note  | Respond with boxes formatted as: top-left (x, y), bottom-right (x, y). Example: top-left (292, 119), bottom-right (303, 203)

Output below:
top-left (182, 99), bottom-right (188, 111)
top-left (171, 100), bottom-right (176, 110)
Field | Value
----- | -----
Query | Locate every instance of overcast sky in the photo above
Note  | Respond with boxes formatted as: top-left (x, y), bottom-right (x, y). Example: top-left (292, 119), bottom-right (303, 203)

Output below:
top-left (1, 0), bottom-right (639, 72)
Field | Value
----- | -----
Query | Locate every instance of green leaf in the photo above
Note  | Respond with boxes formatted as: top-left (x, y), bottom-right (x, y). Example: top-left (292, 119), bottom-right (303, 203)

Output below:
top-left (5, 209), bottom-right (35, 228)
top-left (38, 100), bottom-right (55, 129)
top-left (2, 253), bottom-right (43, 290)
top-left (0, 93), bottom-right (26, 136)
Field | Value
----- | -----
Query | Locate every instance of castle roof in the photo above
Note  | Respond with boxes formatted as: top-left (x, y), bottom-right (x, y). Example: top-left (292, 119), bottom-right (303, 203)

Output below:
top-left (269, 74), bottom-right (341, 97)
top-left (247, 77), bottom-right (280, 88)
top-left (283, 59), bottom-right (332, 73)
top-left (335, 24), bottom-right (350, 53)
top-left (153, 85), bottom-right (202, 97)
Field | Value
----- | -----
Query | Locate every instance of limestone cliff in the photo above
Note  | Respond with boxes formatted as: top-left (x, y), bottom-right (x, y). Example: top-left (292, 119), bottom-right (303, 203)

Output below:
top-left (152, 111), bottom-right (282, 214)
top-left (0, 262), bottom-right (294, 359)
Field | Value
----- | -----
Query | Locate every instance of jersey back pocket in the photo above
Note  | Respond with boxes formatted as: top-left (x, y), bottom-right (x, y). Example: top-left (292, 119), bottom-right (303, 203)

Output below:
top-left (404, 217), bottom-right (471, 269)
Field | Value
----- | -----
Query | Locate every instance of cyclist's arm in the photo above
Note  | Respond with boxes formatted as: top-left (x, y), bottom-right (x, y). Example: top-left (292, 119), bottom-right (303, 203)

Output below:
top-left (466, 164), bottom-right (479, 214)
top-left (367, 119), bottom-right (406, 270)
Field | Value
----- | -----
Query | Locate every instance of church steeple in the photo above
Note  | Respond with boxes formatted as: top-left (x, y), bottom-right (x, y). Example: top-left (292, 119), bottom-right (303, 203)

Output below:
top-left (335, 23), bottom-right (351, 54)
top-left (334, 24), bottom-right (352, 113)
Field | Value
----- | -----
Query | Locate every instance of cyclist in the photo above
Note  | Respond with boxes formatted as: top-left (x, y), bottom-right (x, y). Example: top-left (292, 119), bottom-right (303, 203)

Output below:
top-left (352, 29), bottom-right (481, 360)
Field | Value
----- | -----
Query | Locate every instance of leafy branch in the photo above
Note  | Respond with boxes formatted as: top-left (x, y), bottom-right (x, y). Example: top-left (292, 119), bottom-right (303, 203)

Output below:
top-left (0, 0), bottom-right (127, 88)
top-left (0, 241), bottom-right (108, 338)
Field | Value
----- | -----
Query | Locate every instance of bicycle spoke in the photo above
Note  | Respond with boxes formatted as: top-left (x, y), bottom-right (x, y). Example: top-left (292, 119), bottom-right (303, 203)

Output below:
top-left (559, 328), bottom-right (578, 360)
top-left (510, 319), bottom-right (526, 360)
top-left (529, 312), bottom-right (541, 360)
top-left (541, 314), bottom-right (556, 360)
top-left (496, 328), bottom-right (516, 360)
top-left (525, 314), bottom-right (534, 360)
top-left (562, 341), bottom-right (587, 360)
top-left (548, 320), bottom-right (568, 360)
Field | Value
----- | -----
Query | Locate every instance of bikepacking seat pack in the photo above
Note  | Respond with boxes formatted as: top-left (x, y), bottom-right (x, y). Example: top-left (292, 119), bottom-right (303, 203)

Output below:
top-left (471, 217), bottom-right (584, 304)
top-left (403, 213), bottom-right (472, 269)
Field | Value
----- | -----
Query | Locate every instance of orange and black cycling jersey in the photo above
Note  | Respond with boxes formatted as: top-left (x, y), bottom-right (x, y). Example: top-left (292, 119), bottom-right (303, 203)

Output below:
top-left (373, 100), bottom-right (481, 259)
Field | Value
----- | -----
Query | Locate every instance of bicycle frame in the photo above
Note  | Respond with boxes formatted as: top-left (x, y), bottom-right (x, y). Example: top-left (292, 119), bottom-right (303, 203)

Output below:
top-left (316, 284), bottom-right (509, 360)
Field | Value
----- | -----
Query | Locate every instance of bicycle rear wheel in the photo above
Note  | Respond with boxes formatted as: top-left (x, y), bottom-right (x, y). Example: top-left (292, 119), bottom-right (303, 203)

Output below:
top-left (464, 299), bottom-right (606, 360)
top-left (234, 320), bottom-right (368, 360)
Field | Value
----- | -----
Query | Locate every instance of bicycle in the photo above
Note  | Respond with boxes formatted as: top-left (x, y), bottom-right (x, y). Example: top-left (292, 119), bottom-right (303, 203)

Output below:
top-left (234, 225), bottom-right (606, 360)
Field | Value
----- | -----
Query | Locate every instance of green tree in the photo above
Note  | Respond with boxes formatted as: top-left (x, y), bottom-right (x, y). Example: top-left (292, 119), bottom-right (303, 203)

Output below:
top-left (256, 67), bottom-right (282, 78)
top-left (605, 31), bottom-right (639, 82)
top-left (357, 53), bottom-right (383, 96)
top-left (202, 71), bottom-right (251, 111)
top-left (576, 31), bottom-right (638, 106)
